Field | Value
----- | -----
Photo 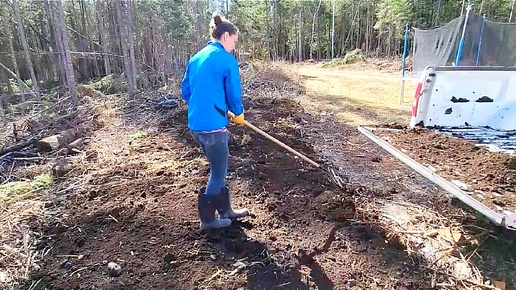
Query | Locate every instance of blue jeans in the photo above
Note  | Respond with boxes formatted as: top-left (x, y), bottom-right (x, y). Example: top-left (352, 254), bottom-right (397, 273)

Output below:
top-left (191, 130), bottom-right (229, 195)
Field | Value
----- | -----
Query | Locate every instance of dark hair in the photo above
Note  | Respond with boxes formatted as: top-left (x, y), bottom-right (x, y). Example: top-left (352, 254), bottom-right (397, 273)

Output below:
top-left (210, 13), bottom-right (237, 40)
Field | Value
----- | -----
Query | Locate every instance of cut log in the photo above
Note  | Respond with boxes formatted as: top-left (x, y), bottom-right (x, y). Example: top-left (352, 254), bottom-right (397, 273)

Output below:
top-left (36, 128), bottom-right (83, 152)
top-left (66, 137), bottom-right (87, 151)
top-left (0, 61), bottom-right (37, 98)
top-left (56, 137), bottom-right (89, 156)
top-left (37, 135), bottom-right (60, 152)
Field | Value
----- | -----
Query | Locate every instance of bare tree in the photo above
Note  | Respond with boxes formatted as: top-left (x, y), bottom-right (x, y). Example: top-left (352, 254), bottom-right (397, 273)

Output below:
top-left (55, 0), bottom-right (77, 105)
top-left (96, 0), bottom-right (111, 75)
top-left (332, 0), bottom-right (335, 59)
top-left (0, 62), bottom-right (36, 97)
top-left (310, 0), bottom-right (322, 60)
top-left (298, 12), bottom-right (303, 62)
top-left (126, 0), bottom-right (137, 94)
top-left (510, 0), bottom-right (516, 22)
top-left (45, 0), bottom-right (66, 86)
top-left (3, 16), bottom-right (25, 98)
top-left (0, 73), bottom-right (5, 123)
top-left (1, 69), bottom-right (14, 95)
top-left (115, 0), bottom-right (137, 96)
top-left (12, 0), bottom-right (40, 98)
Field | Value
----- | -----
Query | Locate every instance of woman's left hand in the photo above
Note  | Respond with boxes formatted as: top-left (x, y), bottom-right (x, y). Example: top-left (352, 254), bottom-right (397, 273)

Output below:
top-left (231, 113), bottom-right (245, 125)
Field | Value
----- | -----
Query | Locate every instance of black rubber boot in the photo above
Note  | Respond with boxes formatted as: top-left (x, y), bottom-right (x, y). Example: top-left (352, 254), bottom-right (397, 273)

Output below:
top-left (198, 191), bottom-right (232, 229)
top-left (218, 186), bottom-right (249, 219)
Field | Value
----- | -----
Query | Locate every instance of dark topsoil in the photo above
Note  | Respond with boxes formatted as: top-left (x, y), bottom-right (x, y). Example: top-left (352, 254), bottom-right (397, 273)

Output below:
top-left (374, 128), bottom-right (516, 213)
top-left (26, 95), bottom-right (434, 290)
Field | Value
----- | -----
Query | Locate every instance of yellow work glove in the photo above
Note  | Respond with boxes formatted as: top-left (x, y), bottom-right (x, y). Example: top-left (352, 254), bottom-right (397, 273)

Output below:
top-left (232, 113), bottom-right (245, 125)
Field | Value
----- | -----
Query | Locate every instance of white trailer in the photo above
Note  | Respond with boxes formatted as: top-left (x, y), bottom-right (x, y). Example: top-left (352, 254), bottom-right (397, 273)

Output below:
top-left (410, 66), bottom-right (516, 133)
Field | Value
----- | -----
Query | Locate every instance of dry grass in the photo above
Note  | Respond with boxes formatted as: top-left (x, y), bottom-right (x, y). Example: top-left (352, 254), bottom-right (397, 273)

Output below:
top-left (284, 61), bottom-right (417, 126)
top-left (0, 90), bottom-right (111, 289)
top-left (359, 198), bottom-right (495, 290)
top-left (0, 196), bottom-right (49, 289)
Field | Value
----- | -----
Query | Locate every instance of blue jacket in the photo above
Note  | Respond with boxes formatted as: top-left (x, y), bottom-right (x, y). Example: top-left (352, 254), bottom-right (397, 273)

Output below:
top-left (181, 42), bottom-right (244, 132)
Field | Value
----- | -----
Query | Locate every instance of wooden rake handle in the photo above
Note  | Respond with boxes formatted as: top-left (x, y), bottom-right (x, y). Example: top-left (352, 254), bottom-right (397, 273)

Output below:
top-left (228, 111), bottom-right (321, 168)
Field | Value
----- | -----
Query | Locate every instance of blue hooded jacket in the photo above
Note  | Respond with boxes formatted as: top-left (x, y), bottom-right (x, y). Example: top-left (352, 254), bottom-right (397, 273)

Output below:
top-left (181, 42), bottom-right (244, 132)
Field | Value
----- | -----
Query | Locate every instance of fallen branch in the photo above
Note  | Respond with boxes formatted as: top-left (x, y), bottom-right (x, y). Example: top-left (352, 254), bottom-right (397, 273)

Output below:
top-left (0, 62), bottom-right (38, 98)
top-left (1, 156), bottom-right (45, 162)
top-left (205, 269), bottom-right (223, 282)
top-left (0, 133), bottom-right (43, 156)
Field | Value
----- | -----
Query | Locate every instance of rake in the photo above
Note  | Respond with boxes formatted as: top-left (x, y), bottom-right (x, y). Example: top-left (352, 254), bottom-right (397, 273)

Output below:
top-left (228, 111), bottom-right (348, 189)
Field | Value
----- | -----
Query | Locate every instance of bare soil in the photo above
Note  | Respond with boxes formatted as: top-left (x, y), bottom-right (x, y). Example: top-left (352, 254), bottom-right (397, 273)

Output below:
top-left (3, 63), bottom-right (516, 290)
top-left (374, 127), bottom-right (516, 213)
top-left (26, 92), bottom-right (433, 290)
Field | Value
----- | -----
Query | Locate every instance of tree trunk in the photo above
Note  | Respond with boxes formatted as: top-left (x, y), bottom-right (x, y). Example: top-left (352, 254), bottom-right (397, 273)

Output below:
top-left (435, 0), bottom-right (443, 25)
top-left (115, 0), bottom-right (137, 96)
top-left (87, 6), bottom-right (101, 79)
top-left (387, 26), bottom-right (392, 57)
top-left (365, 1), bottom-right (370, 54)
top-left (47, 0), bottom-right (66, 86)
top-left (271, 0), bottom-right (278, 61)
top-left (356, 3), bottom-right (361, 50)
top-left (331, 0), bottom-right (335, 58)
top-left (298, 12), bottom-right (303, 62)
top-left (13, 0), bottom-right (40, 98)
top-left (4, 16), bottom-right (26, 98)
top-left (36, 128), bottom-right (84, 152)
top-left (1, 67), bottom-right (13, 126)
top-left (310, 0), bottom-right (322, 60)
top-left (113, 2), bottom-right (122, 74)
top-left (126, 0), bottom-right (137, 95)
top-left (0, 70), bottom-right (5, 123)
top-left (1, 69), bottom-right (14, 95)
top-left (510, 0), bottom-right (516, 22)
top-left (0, 61), bottom-right (37, 97)
top-left (96, 0), bottom-right (111, 75)
top-left (37, 8), bottom-right (50, 83)
top-left (55, 0), bottom-right (78, 106)
top-left (115, 0), bottom-right (129, 78)
top-left (109, 2), bottom-right (121, 74)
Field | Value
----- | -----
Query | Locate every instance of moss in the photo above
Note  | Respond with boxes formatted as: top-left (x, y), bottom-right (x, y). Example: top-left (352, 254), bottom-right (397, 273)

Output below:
top-left (128, 131), bottom-right (148, 141)
top-left (31, 174), bottom-right (54, 189)
top-left (0, 174), bottom-right (54, 202)
top-left (0, 181), bottom-right (33, 197)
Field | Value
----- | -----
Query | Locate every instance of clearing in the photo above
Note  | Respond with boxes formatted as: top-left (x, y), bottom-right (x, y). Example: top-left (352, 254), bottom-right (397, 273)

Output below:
top-left (1, 61), bottom-right (515, 290)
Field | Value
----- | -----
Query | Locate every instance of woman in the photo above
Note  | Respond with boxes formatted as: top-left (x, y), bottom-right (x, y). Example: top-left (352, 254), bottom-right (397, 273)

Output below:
top-left (181, 14), bottom-right (249, 229)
